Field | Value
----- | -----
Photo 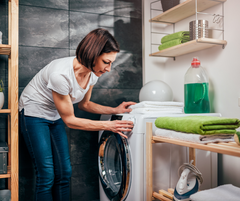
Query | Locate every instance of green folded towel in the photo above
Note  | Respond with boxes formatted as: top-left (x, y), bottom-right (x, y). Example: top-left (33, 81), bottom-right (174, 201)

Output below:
top-left (158, 38), bottom-right (189, 51)
top-left (161, 31), bottom-right (190, 44)
top-left (155, 116), bottom-right (240, 135)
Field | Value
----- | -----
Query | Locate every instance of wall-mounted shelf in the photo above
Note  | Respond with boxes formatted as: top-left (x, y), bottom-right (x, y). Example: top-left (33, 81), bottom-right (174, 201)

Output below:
top-left (0, 45), bottom-right (11, 55)
top-left (150, 38), bottom-right (227, 57)
top-left (149, 0), bottom-right (226, 24)
top-left (149, 0), bottom-right (227, 59)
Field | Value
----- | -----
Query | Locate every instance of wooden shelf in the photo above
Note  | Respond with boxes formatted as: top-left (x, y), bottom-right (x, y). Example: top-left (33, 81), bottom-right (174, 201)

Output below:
top-left (0, 174), bottom-right (11, 179)
top-left (0, 166), bottom-right (11, 179)
top-left (152, 136), bottom-right (240, 158)
top-left (0, 109), bottom-right (11, 114)
top-left (0, 44), bottom-right (11, 55)
top-left (149, 0), bottom-right (226, 24)
top-left (153, 192), bottom-right (172, 201)
top-left (150, 38), bottom-right (227, 57)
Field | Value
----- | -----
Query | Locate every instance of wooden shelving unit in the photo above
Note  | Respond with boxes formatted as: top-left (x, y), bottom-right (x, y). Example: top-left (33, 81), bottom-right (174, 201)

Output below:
top-left (149, 0), bottom-right (226, 24)
top-left (145, 122), bottom-right (240, 201)
top-left (0, 0), bottom-right (19, 200)
top-left (150, 38), bottom-right (227, 57)
top-left (149, 0), bottom-right (227, 58)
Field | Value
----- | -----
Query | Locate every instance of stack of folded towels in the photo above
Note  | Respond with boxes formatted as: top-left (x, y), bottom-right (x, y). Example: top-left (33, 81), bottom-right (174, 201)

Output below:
top-left (129, 101), bottom-right (184, 114)
top-left (154, 116), bottom-right (240, 144)
top-left (158, 31), bottom-right (190, 51)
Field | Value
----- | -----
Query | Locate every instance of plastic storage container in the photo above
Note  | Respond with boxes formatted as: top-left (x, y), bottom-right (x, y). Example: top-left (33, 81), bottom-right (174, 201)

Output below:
top-left (184, 57), bottom-right (210, 113)
top-left (0, 142), bottom-right (8, 174)
top-left (0, 189), bottom-right (11, 201)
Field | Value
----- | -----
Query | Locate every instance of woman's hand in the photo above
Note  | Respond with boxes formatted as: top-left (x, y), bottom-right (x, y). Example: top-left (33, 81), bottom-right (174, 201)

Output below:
top-left (114, 101), bottom-right (136, 114)
top-left (107, 120), bottom-right (134, 138)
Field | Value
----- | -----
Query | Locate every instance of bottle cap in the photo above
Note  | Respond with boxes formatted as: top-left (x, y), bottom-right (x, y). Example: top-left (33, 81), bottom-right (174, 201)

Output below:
top-left (191, 57), bottom-right (200, 67)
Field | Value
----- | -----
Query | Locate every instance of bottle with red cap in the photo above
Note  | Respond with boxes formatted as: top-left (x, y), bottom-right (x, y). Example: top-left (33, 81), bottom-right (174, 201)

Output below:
top-left (184, 57), bottom-right (210, 113)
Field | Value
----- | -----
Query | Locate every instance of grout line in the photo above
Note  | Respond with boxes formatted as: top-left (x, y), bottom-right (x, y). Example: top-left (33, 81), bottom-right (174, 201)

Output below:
top-left (18, 45), bottom-right (69, 49)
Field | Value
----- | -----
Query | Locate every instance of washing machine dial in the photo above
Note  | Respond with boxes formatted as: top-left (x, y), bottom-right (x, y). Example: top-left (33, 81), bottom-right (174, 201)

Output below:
top-left (128, 117), bottom-right (136, 126)
top-left (123, 117), bottom-right (136, 137)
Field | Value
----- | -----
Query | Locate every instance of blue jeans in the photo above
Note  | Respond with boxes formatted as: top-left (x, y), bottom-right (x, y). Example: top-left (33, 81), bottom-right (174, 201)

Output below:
top-left (19, 110), bottom-right (72, 201)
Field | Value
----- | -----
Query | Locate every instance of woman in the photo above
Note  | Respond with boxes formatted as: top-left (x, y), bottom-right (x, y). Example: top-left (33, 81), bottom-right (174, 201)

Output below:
top-left (19, 28), bottom-right (135, 201)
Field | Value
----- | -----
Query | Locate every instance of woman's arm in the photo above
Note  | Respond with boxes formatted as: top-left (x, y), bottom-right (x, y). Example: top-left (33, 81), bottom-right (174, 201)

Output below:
top-left (52, 90), bottom-right (133, 138)
top-left (78, 85), bottom-right (136, 114)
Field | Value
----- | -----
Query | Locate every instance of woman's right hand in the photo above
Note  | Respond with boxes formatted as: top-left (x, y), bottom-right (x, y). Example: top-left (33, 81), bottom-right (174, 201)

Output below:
top-left (107, 120), bottom-right (134, 138)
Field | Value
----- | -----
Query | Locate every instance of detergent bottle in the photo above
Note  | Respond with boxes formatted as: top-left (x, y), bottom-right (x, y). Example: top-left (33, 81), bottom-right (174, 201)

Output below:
top-left (184, 57), bottom-right (210, 113)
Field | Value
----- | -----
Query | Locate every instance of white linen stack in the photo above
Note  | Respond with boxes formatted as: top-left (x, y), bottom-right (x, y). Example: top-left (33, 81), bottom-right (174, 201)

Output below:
top-left (155, 128), bottom-right (234, 144)
top-left (129, 101), bottom-right (184, 114)
top-left (190, 184), bottom-right (240, 201)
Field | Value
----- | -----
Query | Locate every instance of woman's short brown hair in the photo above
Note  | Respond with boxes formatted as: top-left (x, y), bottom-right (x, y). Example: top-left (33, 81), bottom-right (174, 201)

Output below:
top-left (76, 28), bottom-right (120, 71)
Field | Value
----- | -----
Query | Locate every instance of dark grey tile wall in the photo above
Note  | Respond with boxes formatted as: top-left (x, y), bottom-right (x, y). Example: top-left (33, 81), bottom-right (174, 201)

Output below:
top-left (19, 6), bottom-right (69, 48)
top-left (1, 0), bottom-right (142, 200)
top-left (19, 46), bottom-right (69, 86)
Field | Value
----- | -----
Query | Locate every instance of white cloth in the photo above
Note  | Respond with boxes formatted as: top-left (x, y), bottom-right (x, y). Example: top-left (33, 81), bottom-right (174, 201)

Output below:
top-left (155, 128), bottom-right (234, 144)
top-left (190, 184), bottom-right (240, 201)
top-left (19, 56), bottom-right (98, 120)
top-left (130, 107), bottom-right (183, 114)
top-left (129, 101), bottom-right (184, 109)
top-left (129, 101), bottom-right (184, 114)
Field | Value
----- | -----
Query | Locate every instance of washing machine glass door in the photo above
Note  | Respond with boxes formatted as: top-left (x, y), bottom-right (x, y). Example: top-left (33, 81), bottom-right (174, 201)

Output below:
top-left (98, 131), bottom-right (131, 201)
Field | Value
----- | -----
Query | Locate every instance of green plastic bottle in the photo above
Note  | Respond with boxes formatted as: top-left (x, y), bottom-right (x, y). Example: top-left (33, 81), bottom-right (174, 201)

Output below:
top-left (184, 57), bottom-right (210, 113)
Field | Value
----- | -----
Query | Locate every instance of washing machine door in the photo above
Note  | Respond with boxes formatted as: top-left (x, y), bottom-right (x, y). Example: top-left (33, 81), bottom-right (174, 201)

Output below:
top-left (98, 131), bottom-right (131, 201)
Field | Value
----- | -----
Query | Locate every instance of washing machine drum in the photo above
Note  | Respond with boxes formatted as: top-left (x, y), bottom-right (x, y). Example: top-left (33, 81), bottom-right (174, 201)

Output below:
top-left (98, 131), bottom-right (132, 201)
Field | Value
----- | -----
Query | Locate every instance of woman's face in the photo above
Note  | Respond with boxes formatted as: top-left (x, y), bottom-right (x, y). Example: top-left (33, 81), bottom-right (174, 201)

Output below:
top-left (93, 52), bottom-right (117, 77)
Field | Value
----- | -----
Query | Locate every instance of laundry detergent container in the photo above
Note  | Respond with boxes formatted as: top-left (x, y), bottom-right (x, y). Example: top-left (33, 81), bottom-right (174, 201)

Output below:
top-left (184, 57), bottom-right (210, 113)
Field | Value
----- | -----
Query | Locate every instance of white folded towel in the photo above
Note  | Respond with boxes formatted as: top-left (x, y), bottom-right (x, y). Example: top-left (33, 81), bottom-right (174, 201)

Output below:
top-left (130, 107), bottom-right (183, 114)
top-left (155, 128), bottom-right (234, 144)
top-left (129, 101), bottom-right (184, 109)
top-left (190, 184), bottom-right (240, 201)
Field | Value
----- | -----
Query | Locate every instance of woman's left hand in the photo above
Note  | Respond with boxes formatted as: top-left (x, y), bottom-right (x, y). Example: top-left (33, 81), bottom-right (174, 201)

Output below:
top-left (114, 101), bottom-right (136, 114)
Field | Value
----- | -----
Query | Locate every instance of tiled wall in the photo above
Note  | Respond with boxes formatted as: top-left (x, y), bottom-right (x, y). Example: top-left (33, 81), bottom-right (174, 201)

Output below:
top-left (1, 0), bottom-right (142, 200)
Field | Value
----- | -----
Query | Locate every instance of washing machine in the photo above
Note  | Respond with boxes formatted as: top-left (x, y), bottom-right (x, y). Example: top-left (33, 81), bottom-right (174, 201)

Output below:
top-left (98, 112), bottom-right (220, 201)
top-left (98, 113), bottom-right (146, 201)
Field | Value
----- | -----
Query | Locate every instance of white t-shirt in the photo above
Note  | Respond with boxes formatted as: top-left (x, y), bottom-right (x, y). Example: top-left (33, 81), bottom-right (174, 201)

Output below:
top-left (19, 56), bottom-right (99, 120)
